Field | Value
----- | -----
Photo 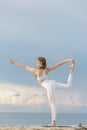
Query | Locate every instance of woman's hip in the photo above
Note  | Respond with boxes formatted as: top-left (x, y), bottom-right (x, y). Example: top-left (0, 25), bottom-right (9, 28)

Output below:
top-left (41, 79), bottom-right (56, 89)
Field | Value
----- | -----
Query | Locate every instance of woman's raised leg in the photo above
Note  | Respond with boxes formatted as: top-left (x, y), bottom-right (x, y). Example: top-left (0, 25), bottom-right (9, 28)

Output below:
top-left (55, 61), bottom-right (75, 89)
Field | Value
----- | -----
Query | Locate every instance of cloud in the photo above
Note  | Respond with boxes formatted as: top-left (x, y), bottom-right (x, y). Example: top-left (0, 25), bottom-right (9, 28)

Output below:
top-left (0, 82), bottom-right (87, 110)
top-left (0, 83), bottom-right (47, 106)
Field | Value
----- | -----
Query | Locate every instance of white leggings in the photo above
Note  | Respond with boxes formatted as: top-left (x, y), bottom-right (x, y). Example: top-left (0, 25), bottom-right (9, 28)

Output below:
top-left (41, 73), bottom-right (73, 121)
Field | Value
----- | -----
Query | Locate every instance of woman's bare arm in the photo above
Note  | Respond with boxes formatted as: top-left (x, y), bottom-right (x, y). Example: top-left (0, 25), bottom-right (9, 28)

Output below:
top-left (47, 59), bottom-right (74, 73)
top-left (9, 59), bottom-right (37, 73)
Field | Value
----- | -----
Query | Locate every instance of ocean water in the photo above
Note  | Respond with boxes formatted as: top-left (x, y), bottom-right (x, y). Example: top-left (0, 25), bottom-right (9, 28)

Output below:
top-left (0, 113), bottom-right (87, 126)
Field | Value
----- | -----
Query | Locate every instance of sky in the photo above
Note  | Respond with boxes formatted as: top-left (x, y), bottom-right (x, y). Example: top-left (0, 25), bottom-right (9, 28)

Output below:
top-left (0, 0), bottom-right (87, 113)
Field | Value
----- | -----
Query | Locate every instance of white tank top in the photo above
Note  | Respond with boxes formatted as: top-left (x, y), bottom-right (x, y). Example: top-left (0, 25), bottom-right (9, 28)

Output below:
top-left (37, 70), bottom-right (47, 81)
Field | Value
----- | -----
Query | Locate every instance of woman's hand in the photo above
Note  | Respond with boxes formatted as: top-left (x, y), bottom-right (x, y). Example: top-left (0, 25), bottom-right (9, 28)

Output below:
top-left (72, 59), bottom-right (75, 64)
top-left (69, 59), bottom-right (75, 73)
top-left (9, 59), bottom-right (16, 64)
top-left (67, 59), bottom-right (75, 63)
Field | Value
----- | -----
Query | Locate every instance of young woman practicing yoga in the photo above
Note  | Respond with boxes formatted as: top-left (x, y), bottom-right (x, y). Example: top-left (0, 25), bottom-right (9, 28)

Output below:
top-left (9, 57), bottom-right (75, 126)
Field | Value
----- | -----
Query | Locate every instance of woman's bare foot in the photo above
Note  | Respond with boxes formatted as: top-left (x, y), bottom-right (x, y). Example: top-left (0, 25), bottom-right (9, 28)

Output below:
top-left (48, 120), bottom-right (55, 127)
top-left (69, 59), bottom-right (75, 74)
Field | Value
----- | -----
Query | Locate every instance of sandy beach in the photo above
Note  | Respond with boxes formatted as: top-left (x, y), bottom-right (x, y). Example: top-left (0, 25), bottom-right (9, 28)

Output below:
top-left (0, 126), bottom-right (87, 130)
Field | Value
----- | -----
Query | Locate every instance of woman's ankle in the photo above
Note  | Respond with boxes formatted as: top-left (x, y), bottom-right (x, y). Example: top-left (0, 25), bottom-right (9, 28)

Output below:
top-left (48, 120), bottom-right (56, 127)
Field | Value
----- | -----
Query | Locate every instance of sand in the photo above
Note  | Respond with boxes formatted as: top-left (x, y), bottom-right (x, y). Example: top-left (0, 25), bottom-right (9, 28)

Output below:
top-left (0, 126), bottom-right (87, 130)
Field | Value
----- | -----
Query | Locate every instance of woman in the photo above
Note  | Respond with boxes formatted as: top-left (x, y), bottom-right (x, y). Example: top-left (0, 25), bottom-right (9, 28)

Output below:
top-left (9, 57), bottom-right (75, 126)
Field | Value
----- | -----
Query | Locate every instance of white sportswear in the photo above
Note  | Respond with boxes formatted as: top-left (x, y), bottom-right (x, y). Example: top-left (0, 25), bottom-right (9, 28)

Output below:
top-left (37, 70), bottom-right (73, 122)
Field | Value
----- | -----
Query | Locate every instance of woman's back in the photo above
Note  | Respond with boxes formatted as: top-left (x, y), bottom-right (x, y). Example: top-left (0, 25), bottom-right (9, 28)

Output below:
top-left (36, 69), bottom-right (47, 81)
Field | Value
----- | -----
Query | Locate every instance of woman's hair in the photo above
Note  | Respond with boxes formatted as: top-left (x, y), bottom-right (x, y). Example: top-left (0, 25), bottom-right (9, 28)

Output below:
top-left (37, 57), bottom-right (47, 69)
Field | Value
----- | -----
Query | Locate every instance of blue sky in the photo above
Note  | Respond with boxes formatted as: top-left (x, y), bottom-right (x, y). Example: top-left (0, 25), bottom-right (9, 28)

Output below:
top-left (0, 0), bottom-right (87, 113)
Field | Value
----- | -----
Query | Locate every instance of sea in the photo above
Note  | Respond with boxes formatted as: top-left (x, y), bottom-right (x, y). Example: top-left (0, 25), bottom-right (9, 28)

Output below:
top-left (0, 113), bottom-right (87, 127)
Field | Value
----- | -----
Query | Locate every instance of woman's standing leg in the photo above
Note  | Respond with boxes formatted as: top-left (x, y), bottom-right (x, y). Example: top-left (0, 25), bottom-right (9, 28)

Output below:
top-left (46, 86), bottom-right (56, 126)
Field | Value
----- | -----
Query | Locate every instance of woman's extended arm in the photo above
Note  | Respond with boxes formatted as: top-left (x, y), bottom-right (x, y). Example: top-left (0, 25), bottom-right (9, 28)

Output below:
top-left (9, 59), bottom-right (37, 72)
top-left (47, 59), bottom-right (74, 72)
